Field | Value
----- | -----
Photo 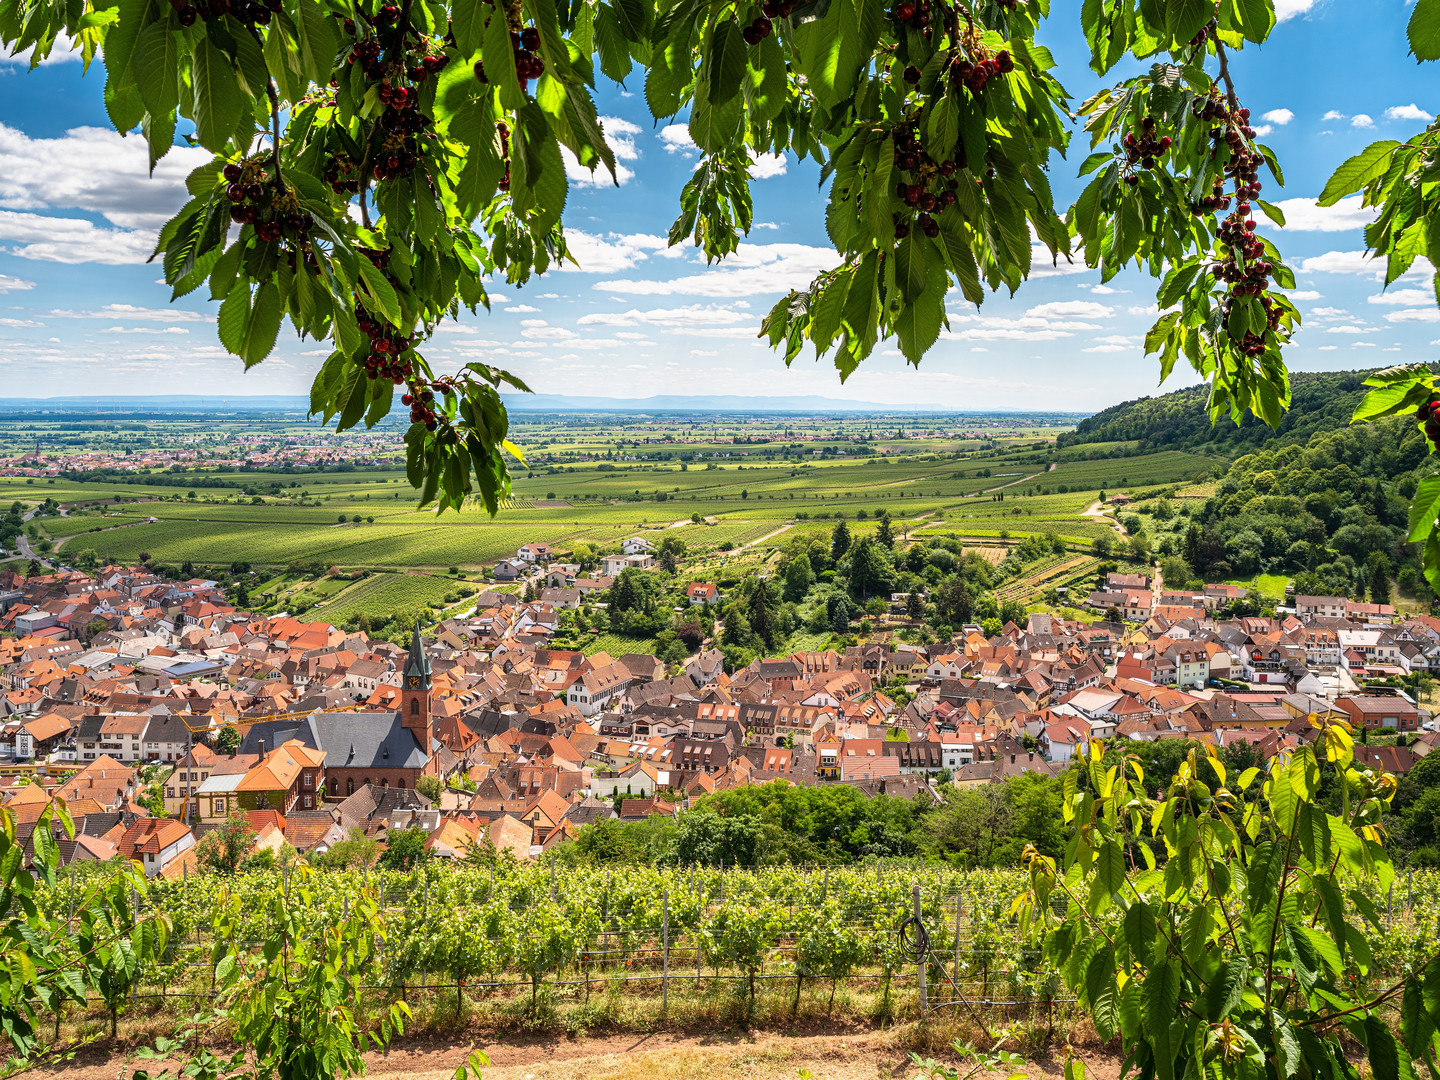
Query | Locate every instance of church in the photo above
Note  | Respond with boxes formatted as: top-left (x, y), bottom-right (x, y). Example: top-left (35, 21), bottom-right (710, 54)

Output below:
top-left (235, 621), bottom-right (440, 797)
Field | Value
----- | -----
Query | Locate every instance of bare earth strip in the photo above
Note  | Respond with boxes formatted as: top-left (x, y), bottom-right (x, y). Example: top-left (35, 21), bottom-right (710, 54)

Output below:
top-left (40, 1029), bottom-right (1123, 1080)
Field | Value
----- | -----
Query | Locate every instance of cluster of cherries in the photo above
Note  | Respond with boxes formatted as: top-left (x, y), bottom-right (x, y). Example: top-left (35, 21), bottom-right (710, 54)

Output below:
top-left (338, 9), bottom-right (449, 182)
top-left (952, 49), bottom-right (1012, 95)
top-left (741, 14), bottom-right (773, 44)
top-left (372, 102), bottom-right (434, 180)
top-left (1121, 115), bottom-right (1172, 186)
top-left (1416, 397), bottom-right (1440, 446)
top-left (474, 27), bottom-right (546, 90)
top-left (890, 125), bottom-right (960, 239)
top-left (1197, 99), bottom-right (1279, 357)
top-left (760, 0), bottom-right (800, 17)
top-left (402, 386), bottom-right (439, 428)
top-left (323, 154), bottom-right (363, 196)
top-left (355, 259), bottom-right (442, 429)
top-left (223, 162), bottom-right (310, 244)
top-left (168, 0), bottom-right (278, 29)
top-left (891, 0), bottom-right (933, 28)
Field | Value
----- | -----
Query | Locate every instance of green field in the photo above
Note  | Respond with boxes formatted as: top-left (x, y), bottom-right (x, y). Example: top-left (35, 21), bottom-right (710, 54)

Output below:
top-left (2, 410), bottom-right (1235, 624)
top-left (310, 573), bottom-right (463, 621)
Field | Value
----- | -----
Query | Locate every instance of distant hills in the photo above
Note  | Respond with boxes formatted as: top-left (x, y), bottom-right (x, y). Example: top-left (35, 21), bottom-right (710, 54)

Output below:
top-left (1055, 369), bottom-right (1410, 456)
top-left (0, 394), bottom-right (1090, 418)
top-left (500, 393), bottom-right (1088, 416)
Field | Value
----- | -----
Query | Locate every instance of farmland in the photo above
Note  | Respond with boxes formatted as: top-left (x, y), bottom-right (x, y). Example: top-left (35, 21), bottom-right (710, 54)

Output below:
top-left (1, 406), bottom-right (1230, 623)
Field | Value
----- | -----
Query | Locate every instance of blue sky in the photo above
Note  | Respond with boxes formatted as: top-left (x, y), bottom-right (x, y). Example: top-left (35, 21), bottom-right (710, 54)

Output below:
top-left (0, 0), bottom-right (1435, 411)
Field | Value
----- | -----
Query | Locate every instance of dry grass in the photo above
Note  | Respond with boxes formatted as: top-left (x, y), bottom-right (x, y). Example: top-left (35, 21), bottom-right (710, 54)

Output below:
top-left (962, 547), bottom-right (1008, 565)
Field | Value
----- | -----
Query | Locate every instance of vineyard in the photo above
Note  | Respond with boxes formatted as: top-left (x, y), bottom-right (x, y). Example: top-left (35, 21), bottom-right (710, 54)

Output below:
top-left (34, 858), bottom-right (1440, 1037)
top-left (311, 572), bottom-right (463, 622)
top-left (996, 556), bottom-right (1102, 605)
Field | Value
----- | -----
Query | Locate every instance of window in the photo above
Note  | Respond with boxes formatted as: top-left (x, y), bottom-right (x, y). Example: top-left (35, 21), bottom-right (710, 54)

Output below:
top-left (410, 698), bottom-right (419, 715)
top-left (215, 799), bottom-right (225, 814)
top-left (166, 787), bottom-right (174, 798)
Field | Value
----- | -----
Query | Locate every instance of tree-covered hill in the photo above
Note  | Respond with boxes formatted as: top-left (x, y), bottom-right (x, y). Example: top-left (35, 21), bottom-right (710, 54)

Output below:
top-left (1056, 369), bottom-right (1416, 456)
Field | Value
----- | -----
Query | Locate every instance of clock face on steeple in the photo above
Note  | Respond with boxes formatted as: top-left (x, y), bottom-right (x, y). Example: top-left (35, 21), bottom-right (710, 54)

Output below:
top-left (407, 676), bottom-right (421, 688)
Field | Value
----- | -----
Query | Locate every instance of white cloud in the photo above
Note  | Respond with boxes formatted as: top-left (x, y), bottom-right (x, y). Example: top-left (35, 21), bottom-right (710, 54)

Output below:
top-left (50, 303), bottom-right (213, 322)
top-left (1351, 114), bottom-right (1375, 129)
top-left (1024, 300), bottom-right (1114, 320)
top-left (659, 125), bottom-right (697, 154)
top-left (1252, 125), bottom-right (1274, 138)
top-left (103, 326), bottom-right (189, 334)
top-left (559, 231), bottom-right (671, 274)
top-left (1324, 325), bottom-right (1376, 334)
top-left (1263, 109), bottom-right (1295, 126)
top-left (1310, 306), bottom-right (1350, 319)
top-left (0, 210), bottom-right (156, 264)
top-left (942, 326), bottom-right (1076, 342)
top-left (1385, 308), bottom-right (1440, 323)
top-left (520, 318), bottom-right (548, 328)
top-left (750, 153), bottom-right (787, 179)
top-left (656, 124), bottom-right (785, 178)
top-left (508, 304), bottom-right (539, 313)
top-left (1275, 0), bottom-right (1318, 20)
top-left (1089, 284), bottom-right (1119, 295)
top-left (0, 33), bottom-right (82, 66)
top-left (1298, 250), bottom-right (1383, 277)
top-left (1082, 344), bottom-right (1128, 353)
top-left (601, 117), bottom-right (642, 160)
top-left (578, 304), bottom-right (751, 328)
top-left (0, 123), bottom-right (211, 232)
top-left (1367, 289), bottom-right (1434, 307)
top-left (0, 317), bottom-right (42, 328)
top-left (560, 115), bottom-right (644, 187)
top-left (1321, 110), bottom-right (1346, 122)
top-left (1027, 248), bottom-right (1089, 278)
top-left (562, 148), bottom-right (635, 187)
top-left (1285, 290), bottom-right (1322, 300)
top-left (593, 241), bottom-right (837, 297)
top-left (1386, 104), bottom-right (1432, 122)
top-left (1273, 195), bottom-right (1373, 232)
top-left (0, 274), bottom-right (35, 292)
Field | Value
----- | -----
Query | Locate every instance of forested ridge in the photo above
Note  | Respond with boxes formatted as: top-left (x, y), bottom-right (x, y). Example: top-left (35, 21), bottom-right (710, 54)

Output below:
top-left (1057, 369), bottom-right (1409, 455)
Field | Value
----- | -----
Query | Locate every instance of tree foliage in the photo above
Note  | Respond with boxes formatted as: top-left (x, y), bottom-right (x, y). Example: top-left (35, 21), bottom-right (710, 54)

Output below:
top-left (1021, 724), bottom-right (1430, 1080)
top-left (0, 0), bottom-right (1345, 516)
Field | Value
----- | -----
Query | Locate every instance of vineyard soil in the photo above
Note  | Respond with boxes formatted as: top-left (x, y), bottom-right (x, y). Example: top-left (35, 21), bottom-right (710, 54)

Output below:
top-left (38, 1025), bottom-right (1127, 1080)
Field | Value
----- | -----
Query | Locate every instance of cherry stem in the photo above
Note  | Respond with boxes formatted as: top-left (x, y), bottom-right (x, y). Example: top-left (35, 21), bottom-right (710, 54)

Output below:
top-left (269, 81), bottom-right (283, 189)
top-left (358, 123), bottom-right (379, 229)
top-left (248, 26), bottom-right (284, 191)
top-left (1213, 38), bottom-right (1238, 112)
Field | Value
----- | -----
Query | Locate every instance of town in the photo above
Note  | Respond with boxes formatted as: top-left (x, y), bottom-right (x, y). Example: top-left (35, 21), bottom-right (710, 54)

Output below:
top-left (0, 520), bottom-right (1432, 877)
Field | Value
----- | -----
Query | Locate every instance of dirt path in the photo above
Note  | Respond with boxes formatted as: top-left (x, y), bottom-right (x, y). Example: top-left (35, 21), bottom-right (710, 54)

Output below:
top-left (738, 523), bottom-right (794, 550)
top-left (979, 471), bottom-right (1043, 495)
top-left (1080, 501), bottom-right (1127, 537)
top-left (41, 1027), bottom-right (1123, 1080)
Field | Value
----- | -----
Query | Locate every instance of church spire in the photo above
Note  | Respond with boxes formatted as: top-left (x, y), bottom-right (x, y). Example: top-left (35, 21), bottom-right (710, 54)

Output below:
top-left (403, 618), bottom-right (431, 688)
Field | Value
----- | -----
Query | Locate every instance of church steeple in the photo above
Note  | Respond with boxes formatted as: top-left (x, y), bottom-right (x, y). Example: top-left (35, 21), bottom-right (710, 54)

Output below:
top-left (400, 619), bottom-right (434, 770)
top-left (403, 618), bottom-right (431, 689)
